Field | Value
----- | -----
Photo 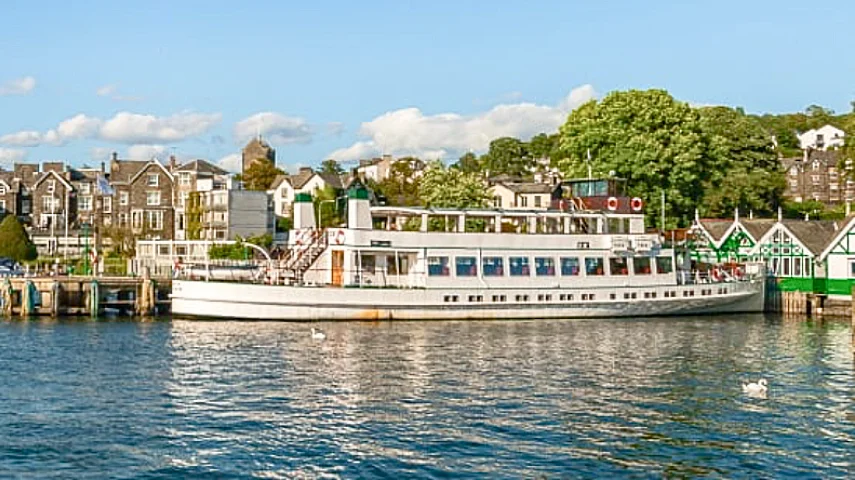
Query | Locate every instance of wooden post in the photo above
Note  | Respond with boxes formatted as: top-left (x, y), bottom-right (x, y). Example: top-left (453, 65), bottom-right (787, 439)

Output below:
top-left (50, 281), bottom-right (61, 317)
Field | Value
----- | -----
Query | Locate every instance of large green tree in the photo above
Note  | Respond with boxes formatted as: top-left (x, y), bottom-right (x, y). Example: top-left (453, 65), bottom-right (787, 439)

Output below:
top-left (372, 159), bottom-right (422, 206)
top-left (320, 159), bottom-right (344, 176)
top-left (479, 137), bottom-right (531, 178)
top-left (556, 89), bottom-right (711, 228)
top-left (697, 106), bottom-right (785, 217)
top-left (238, 160), bottom-right (285, 191)
top-left (454, 152), bottom-right (480, 173)
top-left (0, 215), bottom-right (37, 262)
top-left (419, 161), bottom-right (489, 208)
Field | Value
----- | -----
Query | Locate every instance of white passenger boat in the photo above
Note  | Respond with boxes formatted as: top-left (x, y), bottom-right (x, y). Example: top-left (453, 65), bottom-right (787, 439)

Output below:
top-left (171, 179), bottom-right (765, 320)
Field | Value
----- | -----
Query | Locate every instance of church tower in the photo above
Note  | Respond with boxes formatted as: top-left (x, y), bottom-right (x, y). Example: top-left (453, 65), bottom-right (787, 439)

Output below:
top-left (241, 136), bottom-right (276, 174)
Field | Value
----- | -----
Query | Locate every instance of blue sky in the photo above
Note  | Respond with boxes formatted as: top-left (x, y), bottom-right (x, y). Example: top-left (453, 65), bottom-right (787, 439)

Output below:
top-left (1, 0), bottom-right (854, 172)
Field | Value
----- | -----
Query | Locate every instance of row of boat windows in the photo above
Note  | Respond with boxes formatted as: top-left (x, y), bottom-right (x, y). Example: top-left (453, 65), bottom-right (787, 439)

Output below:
top-left (428, 255), bottom-right (674, 278)
top-left (442, 287), bottom-right (730, 303)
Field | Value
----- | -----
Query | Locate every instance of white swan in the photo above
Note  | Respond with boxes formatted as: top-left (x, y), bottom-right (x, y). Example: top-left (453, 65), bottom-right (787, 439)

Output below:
top-left (742, 378), bottom-right (768, 397)
top-left (311, 328), bottom-right (326, 341)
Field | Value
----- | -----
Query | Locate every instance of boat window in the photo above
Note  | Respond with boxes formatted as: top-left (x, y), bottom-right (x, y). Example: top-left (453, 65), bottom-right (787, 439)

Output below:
top-left (509, 257), bottom-right (530, 276)
top-left (609, 257), bottom-right (629, 276)
top-left (585, 257), bottom-right (605, 276)
top-left (482, 257), bottom-right (504, 276)
top-left (634, 257), bottom-right (652, 275)
top-left (428, 256), bottom-right (450, 276)
top-left (655, 256), bottom-right (673, 274)
top-left (535, 257), bottom-right (555, 276)
top-left (560, 257), bottom-right (580, 276)
top-left (455, 256), bottom-right (478, 277)
top-left (386, 255), bottom-right (407, 275)
top-left (360, 254), bottom-right (376, 273)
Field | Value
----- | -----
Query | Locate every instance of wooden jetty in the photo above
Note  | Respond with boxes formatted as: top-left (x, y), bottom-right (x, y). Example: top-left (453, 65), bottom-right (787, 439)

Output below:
top-left (0, 270), bottom-right (171, 317)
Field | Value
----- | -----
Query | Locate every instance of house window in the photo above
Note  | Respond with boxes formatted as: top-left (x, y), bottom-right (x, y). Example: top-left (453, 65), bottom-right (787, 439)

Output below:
top-left (519, 196), bottom-right (528, 208)
top-left (0, 200), bottom-right (5, 212)
top-left (493, 196), bottom-right (502, 208)
top-left (560, 257), bottom-right (580, 276)
top-left (455, 256), bottom-right (477, 277)
top-left (482, 257), bottom-right (504, 276)
top-left (103, 197), bottom-right (112, 214)
top-left (146, 191), bottom-right (161, 206)
top-left (656, 256), bottom-right (673, 274)
top-left (119, 191), bottom-right (129, 206)
top-left (131, 211), bottom-right (143, 229)
top-left (534, 196), bottom-right (542, 208)
top-left (146, 211), bottom-right (163, 230)
top-left (179, 173), bottom-right (191, 186)
top-left (783, 258), bottom-right (791, 276)
top-left (585, 257), bottom-right (605, 276)
top-left (794, 257), bottom-right (802, 277)
top-left (79, 196), bottom-right (92, 212)
top-left (80, 183), bottom-right (91, 194)
top-left (427, 257), bottom-right (450, 277)
top-left (509, 257), bottom-right (530, 276)
top-left (42, 196), bottom-right (59, 213)
top-left (148, 174), bottom-right (159, 187)
top-left (21, 199), bottom-right (30, 214)
top-left (46, 179), bottom-right (56, 193)
top-left (535, 257), bottom-right (555, 276)
top-left (0, 185), bottom-right (6, 195)
top-left (849, 261), bottom-right (855, 278)
top-left (118, 213), bottom-right (129, 227)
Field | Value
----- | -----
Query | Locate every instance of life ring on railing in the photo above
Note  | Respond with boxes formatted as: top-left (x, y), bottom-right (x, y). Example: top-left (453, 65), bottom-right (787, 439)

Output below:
top-left (630, 197), bottom-right (643, 211)
top-left (607, 197), bottom-right (619, 211)
top-left (711, 268), bottom-right (723, 282)
top-left (733, 267), bottom-right (744, 281)
top-left (334, 229), bottom-right (345, 245)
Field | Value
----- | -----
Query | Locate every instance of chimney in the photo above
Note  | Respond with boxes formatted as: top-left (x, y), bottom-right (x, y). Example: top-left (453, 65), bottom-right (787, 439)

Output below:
top-left (112, 151), bottom-right (118, 162)
top-left (100, 161), bottom-right (105, 173)
top-left (169, 155), bottom-right (177, 171)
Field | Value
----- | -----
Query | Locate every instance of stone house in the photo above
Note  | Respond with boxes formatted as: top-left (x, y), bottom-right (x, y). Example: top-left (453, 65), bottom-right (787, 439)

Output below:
top-left (781, 150), bottom-right (855, 204)
top-left (172, 159), bottom-right (231, 240)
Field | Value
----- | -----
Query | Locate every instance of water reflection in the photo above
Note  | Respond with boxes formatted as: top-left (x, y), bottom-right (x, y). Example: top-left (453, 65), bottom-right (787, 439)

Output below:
top-left (0, 315), bottom-right (852, 478)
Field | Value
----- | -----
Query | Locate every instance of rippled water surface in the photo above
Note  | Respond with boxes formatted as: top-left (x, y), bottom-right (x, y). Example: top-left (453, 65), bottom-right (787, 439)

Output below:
top-left (0, 315), bottom-right (853, 478)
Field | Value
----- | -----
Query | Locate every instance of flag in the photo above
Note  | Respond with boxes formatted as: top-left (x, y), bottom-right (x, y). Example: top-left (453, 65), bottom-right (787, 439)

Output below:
top-left (96, 175), bottom-right (114, 195)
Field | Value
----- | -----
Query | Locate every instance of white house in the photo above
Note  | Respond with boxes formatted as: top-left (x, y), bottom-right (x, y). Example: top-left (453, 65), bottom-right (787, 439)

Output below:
top-left (488, 182), bottom-right (554, 210)
top-left (798, 124), bottom-right (845, 151)
top-left (268, 168), bottom-right (344, 218)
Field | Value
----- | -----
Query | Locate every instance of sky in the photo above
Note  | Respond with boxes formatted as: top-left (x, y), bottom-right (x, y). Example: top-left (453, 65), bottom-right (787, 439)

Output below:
top-left (1, 0), bottom-right (854, 173)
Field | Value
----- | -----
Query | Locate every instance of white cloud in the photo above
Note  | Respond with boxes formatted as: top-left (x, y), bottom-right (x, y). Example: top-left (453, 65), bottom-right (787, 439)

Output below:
top-left (216, 153), bottom-right (242, 172)
top-left (0, 76), bottom-right (36, 96)
top-left (96, 84), bottom-right (143, 101)
top-left (0, 111), bottom-right (221, 147)
top-left (326, 121), bottom-right (345, 136)
top-left (0, 130), bottom-right (44, 147)
top-left (102, 112), bottom-right (222, 143)
top-left (0, 148), bottom-right (26, 166)
top-left (127, 144), bottom-right (169, 160)
top-left (327, 84), bottom-right (597, 161)
top-left (233, 112), bottom-right (313, 145)
top-left (96, 84), bottom-right (117, 97)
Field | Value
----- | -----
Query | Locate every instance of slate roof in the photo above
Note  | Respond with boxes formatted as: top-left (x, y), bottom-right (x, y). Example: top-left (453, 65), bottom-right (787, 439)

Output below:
top-left (499, 182), bottom-right (554, 195)
top-left (110, 160), bottom-right (149, 184)
top-left (698, 219), bottom-right (733, 241)
top-left (175, 159), bottom-right (228, 176)
top-left (290, 169), bottom-right (315, 189)
top-left (269, 174), bottom-right (290, 191)
top-left (741, 219), bottom-right (777, 241)
top-left (781, 219), bottom-right (841, 255)
top-left (318, 172), bottom-right (343, 189)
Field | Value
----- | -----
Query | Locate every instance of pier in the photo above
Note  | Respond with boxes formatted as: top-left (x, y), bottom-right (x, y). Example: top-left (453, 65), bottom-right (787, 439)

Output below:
top-left (0, 271), bottom-right (171, 317)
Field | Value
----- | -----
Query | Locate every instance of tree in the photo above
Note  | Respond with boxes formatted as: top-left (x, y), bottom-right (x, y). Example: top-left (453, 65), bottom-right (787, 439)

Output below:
top-left (314, 185), bottom-right (346, 227)
top-left (320, 159), bottom-right (344, 176)
top-left (372, 159), bottom-right (422, 206)
top-left (454, 152), bottom-right (480, 173)
top-left (238, 159), bottom-right (284, 191)
top-left (418, 161), bottom-right (489, 208)
top-left (528, 133), bottom-right (559, 161)
top-left (479, 137), bottom-right (530, 177)
top-left (0, 215), bottom-right (37, 262)
top-left (697, 106), bottom-right (785, 217)
top-left (557, 89), bottom-right (711, 228)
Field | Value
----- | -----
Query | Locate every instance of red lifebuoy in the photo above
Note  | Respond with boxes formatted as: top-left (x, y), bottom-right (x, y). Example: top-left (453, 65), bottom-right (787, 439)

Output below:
top-left (335, 230), bottom-right (345, 245)
top-left (711, 268), bottom-right (723, 282)
top-left (630, 197), bottom-right (643, 211)
top-left (606, 197), bottom-right (619, 211)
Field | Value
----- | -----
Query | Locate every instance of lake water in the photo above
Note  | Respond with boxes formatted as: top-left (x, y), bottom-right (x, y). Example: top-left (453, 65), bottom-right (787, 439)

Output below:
top-left (0, 315), bottom-right (853, 479)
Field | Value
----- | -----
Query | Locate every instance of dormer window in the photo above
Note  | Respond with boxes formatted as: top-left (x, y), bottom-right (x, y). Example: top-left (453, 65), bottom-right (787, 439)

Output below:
top-left (46, 179), bottom-right (56, 194)
top-left (148, 174), bottom-right (159, 187)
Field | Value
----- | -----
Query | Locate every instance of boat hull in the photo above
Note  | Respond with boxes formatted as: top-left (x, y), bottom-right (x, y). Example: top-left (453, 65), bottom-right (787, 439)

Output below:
top-left (171, 279), bottom-right (765, 321)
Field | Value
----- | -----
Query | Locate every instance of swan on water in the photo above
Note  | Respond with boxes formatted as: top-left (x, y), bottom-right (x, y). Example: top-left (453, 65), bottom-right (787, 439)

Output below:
top-left (311, 328), bottom-right (326, 340)
top-left (742, 378), bottom-right (768, 397)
